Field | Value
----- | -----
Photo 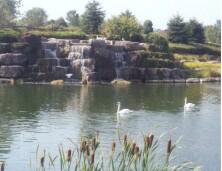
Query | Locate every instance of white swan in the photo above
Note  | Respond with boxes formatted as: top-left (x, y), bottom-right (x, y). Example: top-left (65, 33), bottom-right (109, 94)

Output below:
top-left (184, 97), bottom-right (195, 109)
top-left (117, 102), bottom-right (133, 116)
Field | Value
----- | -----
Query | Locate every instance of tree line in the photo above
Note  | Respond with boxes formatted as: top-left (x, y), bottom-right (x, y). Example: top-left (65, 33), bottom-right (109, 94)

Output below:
top-left (0, 0), bottom-right (221, 44)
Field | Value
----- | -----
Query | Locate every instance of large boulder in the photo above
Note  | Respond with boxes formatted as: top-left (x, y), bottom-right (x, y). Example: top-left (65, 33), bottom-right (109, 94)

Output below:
top-left (0, 43), bottom-right (10, 53)
top-left (0, 53), bottom-right (27, 65)
top-left (0, 66), bottom-right (25, 78)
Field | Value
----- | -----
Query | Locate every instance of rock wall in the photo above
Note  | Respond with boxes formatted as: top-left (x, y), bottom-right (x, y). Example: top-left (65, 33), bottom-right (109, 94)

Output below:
top-left (0, 36), bottom-right (189, 83)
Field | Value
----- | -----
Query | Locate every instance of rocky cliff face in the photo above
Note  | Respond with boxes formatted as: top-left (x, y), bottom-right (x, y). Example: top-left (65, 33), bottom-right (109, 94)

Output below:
top-left (0, 35), bottom-right (188, 83)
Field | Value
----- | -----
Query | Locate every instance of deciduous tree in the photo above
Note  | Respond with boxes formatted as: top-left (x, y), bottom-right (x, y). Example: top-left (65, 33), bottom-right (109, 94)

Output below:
top-left (66, 10), bottom-right (80, 26)
top-left (0, 0), bottom-right (21, 25)
top-left (23, 7), bottom-right (48, 27)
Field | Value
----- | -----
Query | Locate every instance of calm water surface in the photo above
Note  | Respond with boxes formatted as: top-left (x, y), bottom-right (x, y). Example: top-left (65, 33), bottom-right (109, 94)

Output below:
top-left (0, 82), bottom-right (220, 171)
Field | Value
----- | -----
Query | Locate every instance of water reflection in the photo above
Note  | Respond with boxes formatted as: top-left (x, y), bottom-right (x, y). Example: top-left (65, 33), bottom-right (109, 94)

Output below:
top-left (0, 82), bottom-right (220, 171)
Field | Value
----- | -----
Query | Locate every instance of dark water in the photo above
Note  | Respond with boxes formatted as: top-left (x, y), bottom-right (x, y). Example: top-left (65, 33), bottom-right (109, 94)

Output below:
top-left (0, 82), bottom-right (220, 171)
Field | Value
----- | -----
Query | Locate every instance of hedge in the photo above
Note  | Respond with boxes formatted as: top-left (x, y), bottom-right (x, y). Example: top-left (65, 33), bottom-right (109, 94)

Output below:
top-left (0, 29), bottom-right (20, 43)
top-left (169, 43), bottom-right (221, 56)
top-left (28, 30), bottom-right (88, 40)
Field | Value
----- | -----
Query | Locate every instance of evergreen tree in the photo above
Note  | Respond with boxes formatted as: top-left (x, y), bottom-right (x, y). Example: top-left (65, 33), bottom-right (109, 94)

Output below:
top-left (186, 19), bottom-right (205, 43)
top-left (143, 20), bottom-right (153, 34)
top-left (66, 10), bottom-right (80, 26)
top-left (80, 0), bottom-right (105, 34)
top-left (120, 9), bottom-right (135, 19)
top-left (167, 15), bottom-right (188, 44)
top-left (0, 0), bottom-right (21, 25)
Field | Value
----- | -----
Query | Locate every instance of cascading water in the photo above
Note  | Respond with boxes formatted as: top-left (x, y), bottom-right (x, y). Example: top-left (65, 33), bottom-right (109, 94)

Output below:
top-left (113, 52), bottom-right (127, 79)
top-left (68, 44), bottom-right (94, 77)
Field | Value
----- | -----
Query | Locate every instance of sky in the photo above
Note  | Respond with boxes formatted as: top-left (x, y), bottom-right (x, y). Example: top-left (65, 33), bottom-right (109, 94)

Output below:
top-left (20, 0), bottom-right (221, 30)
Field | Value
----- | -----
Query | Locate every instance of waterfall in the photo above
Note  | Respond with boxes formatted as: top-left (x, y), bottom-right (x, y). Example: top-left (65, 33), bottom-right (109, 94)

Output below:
top-left (113, 52), bottom-right (126, 79)
top-left (42, 42), bottom-right (57, 58)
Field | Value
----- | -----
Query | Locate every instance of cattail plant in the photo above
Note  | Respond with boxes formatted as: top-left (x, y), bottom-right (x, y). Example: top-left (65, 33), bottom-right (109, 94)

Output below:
top-left (167, 139), bottom-right (172, 154)
top-left (90, 153), bottom-right (95, 165)
top-left (131, 142), bottom-right (136, 156)
top-left (85, 144), bottom-right (90, 156)
top-left (124, 134), bottom-right (127, 146)
top-left (1, 162), bottom-right (5, 171)
top-left (67, 149), bottom-right (72, 162)
top-left (40, 156), bottom-right (44, 167)
top-left (112, 140), bottom-right (116, 153)
top-left (92, 137), bottom-right (96, 152)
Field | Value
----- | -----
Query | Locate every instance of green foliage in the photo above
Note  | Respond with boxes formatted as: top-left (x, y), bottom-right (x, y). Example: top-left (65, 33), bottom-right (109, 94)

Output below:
top-left (66, 10), bottom-right (80, 26)
top-left (101, 15), bottom-right (142, 40)
top-left (146, 33), bottom-right (169, 53)
top-left (80, 0), bottom-right (105, 34)
top-left (22, 7), bottom-right (48, 27)
top-left (28, 130), bottom-right (201, 171)
top-left (120, 9), bottom-right (135, 19)
top-left (0, 29), bottom-right (19, 42)
top-left (129, 33), bottom-right (144, 42)
top-left (142, 58), bottom-right (176, 68)
top-left (138, 50), bottom-right (172, 60)
top-left (182, 61), bottom-right (221, 78)
top-left (55, 17), bottom-right (67, 27)
top-left (167, 15), bottom-right (188, 44)
top-left (169, 43), bottom-right (221, 56)
top-left (186, 19), bottom-right (205, 43)
top-left (0, 0), bottom-right (21, 25)
top-left (143, 20), bottom-right (153, 34)
top-left (205, 20), bottom-right (221, 44)
top-left (174, 53), bottom-right (212, 62)
top-left (28, 30), bottom-right (88, 39)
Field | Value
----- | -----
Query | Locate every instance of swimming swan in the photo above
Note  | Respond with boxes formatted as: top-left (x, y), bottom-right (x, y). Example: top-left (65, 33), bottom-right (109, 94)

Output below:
top-left (117, 102), bottom-right (133, 116)
top-left (184, 97), bottom-right (195, 108)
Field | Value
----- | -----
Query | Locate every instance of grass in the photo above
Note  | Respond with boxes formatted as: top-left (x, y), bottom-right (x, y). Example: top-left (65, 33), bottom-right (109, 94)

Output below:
top-left (182, 61), bottom-right (221, 78)
top-left (173, 54), bottom-right (212, 62)
top-left (15, 129), bottom-right (202, 171)
top-left (169, 43), bottom-right (221, 56)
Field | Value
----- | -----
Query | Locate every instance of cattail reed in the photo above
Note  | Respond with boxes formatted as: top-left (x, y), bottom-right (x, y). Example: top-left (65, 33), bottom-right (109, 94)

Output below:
top-left (67, 149), bottom-right (72, 162)
top-left (1, 162), bottom-right (5, 171)
top-left (167, 139), bottom-right (172, 154)
top-left (124, 134), bottom-right (127, 146)
top-left (135, 146), bottom-right (139, 154)
top-left (112, 140), bottom-right (116, 152)
top-left (90, 153), bottom-right (95, 165)
top-left (131, 142), bottom-right (136, 155)
top-left (149, 134), bottom-right (154, 148)
top-left (85, 144), bottom-right (90, 156)
top-left (80, 140), bottom-right (86, 152)
top-left (40, 156), bottom-right (44, 167)
top-left (92, 138), bottom-right (96, 151)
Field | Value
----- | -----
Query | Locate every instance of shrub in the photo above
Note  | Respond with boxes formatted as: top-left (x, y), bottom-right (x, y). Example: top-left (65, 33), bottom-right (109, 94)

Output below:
top-left (169, 43), bottom-right (221, 56)
top-left (142, 58), bottom-right (176, 68)
top-left (28, 30), bottom-right (88, 39)
top-left (137, 50), bottom-right (172, 60)
top-left (145, 33), bottom-right (169, 53)
top-left (0, 29), bottom-right (20, 43)
top-left (173, 53), bottom-right (212, 62)
top-left (129, 33), bottom-right (144, 42)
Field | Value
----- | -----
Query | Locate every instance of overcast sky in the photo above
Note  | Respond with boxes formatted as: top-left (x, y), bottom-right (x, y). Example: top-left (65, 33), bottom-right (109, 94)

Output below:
top-left (20, 0), bottom-right (221, 29)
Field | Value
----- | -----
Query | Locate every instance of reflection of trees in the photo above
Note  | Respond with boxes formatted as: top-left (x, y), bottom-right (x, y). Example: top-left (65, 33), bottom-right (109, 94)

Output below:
top-left (0, 84), bottom-right (74, 158)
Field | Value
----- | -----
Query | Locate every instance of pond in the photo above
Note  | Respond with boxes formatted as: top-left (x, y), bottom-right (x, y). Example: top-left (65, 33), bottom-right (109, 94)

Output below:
top-left (0, 82), bottom-right (220, 171)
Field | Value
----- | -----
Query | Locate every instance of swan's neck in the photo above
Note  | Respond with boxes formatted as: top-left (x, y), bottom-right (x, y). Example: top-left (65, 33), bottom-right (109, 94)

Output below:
top-left (184, 99), bottom-right (187, 107)
top-left (117, 104), bottom-right (120, 114)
